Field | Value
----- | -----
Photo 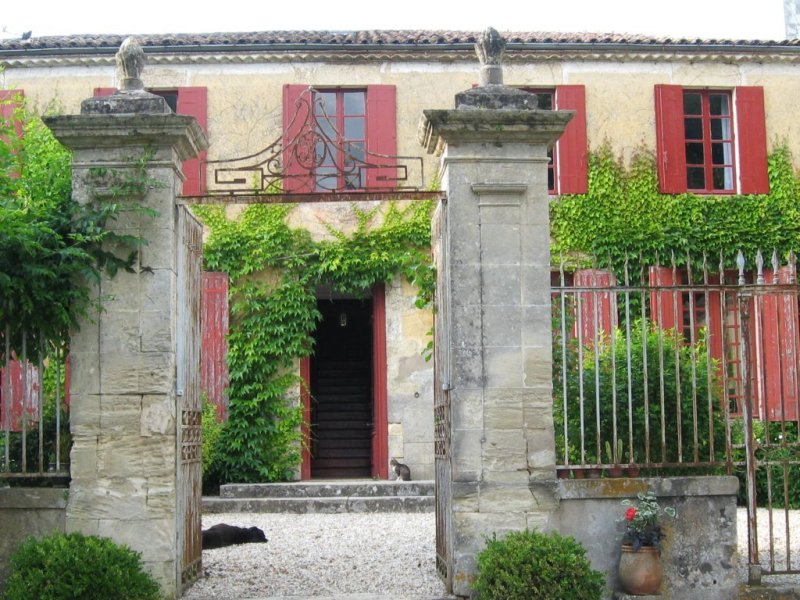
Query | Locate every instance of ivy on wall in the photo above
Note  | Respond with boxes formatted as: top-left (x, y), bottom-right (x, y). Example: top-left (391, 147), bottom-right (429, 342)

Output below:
top-left (193, 200), bottom-right (434, 485)
top-left (550, 145), bottom-right (800, 270)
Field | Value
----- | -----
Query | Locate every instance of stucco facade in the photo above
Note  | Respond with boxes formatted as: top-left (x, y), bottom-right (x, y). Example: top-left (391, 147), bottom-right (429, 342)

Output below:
top-left (3, 30), bottom-right (800, 481)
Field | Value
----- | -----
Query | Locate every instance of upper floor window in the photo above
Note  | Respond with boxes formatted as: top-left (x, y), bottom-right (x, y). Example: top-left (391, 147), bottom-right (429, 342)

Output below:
top-left (283, 85), bottom-right (396, 194)
top-left (521, 85), bottom-right (588, 195)
top-left (314, 89), bottom-right (367, 191)
top-left (655, 85), bottom-right (768, 195)
top-left (683, 90), bottom-right (734, 193)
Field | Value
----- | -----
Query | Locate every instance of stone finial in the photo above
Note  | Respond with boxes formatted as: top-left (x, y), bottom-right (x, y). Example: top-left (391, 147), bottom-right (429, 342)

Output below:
top-left (117, 37), bottom-right (146, 91)
top-left (476, 27), bottom-right (505, 86)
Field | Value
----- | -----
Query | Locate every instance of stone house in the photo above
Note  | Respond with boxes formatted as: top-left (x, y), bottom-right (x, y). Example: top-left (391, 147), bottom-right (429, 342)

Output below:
top-left (2, 27), bottom-right (800, 482)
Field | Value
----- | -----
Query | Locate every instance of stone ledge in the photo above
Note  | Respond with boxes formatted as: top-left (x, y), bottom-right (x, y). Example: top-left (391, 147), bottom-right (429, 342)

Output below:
top-left (0, 487), bottom-right (68, 509)
top-left (558, 475), bottom-right (739, 500)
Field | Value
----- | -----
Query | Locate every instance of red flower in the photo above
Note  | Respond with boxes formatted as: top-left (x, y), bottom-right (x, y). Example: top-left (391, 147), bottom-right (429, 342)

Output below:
top-left (625, 507), bottom-right (637, 521)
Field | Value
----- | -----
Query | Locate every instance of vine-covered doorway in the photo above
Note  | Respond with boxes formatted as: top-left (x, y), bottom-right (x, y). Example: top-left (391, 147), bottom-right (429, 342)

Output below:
top-left (298, 296), bottom-right (372, 478)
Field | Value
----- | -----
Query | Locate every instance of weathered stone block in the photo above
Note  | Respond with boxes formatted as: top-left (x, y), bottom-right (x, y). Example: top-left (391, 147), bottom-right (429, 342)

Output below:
top-left (98, 517), bottom-right (176, 562)
top-left (99, 394), bottom-right (143, 435)
top-left (68, 394), bottom-right (101, 436)
top-left (484, 346), bottom-right (523, 388)
top-left (140, 309), bottom-right (174, 352)
top-left (480, 223), bottom-right (521, 263)
top-left (68, 352), bottom-right (100, 396)
top-left (140, 395), bottom-right (176, 437)
top-left (481, 265), bottom-right (521, 306)
top-left (450, 388), bottom-right (484, 430)
top-left (478, 483), bottom-right (537, 512)
top-left (482, 305), bottom-right (521, 348)
top-left (100, 352), bottom-right (175, 395)
top-left (483, 428), bottom-right (526, 471)
top-left (523, 346), bottom-right (555, 389)
top-left (68, 477), bottom-right (148, 520)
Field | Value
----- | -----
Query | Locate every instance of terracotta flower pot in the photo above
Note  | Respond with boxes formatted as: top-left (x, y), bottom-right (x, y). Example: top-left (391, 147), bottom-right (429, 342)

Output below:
top-left (618, 544), bottom-right (662, 595)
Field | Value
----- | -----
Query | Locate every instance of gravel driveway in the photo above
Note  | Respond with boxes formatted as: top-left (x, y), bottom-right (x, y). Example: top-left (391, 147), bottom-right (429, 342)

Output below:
top-left (183, 513), bottom-right (447, 600)
top-left (184, 508), bottom-right (800, 599)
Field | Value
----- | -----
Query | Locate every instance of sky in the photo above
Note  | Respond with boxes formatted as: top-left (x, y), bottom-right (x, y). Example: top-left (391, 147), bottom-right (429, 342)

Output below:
top-left (0, 0), bottom-right (789, 41)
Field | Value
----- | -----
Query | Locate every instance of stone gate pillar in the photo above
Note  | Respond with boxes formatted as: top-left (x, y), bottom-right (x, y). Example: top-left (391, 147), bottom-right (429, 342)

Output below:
top-left (419, 29), bottom-right (572, 597)
top-left (44, 38), bottom-right (207, 598)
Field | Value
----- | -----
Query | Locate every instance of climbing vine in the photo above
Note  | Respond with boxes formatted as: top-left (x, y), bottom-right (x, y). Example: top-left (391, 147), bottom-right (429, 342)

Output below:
top-left (550, 144), bottom-right (800, 271)
top-left (193, 200), bottom-right (434, 485)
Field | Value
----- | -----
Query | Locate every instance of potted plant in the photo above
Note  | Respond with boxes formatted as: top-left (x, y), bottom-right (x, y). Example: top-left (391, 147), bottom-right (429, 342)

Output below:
top-left (617, 490), bottom-right (676, 595)
top-left (605, 439), bottom-right (624, 477)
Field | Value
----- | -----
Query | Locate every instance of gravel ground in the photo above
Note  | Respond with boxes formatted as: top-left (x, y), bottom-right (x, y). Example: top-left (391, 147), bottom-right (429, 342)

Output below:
top-left (183, 513), bottom-right (447, 600)
top-left (184, 508), bottom-right (800, 599)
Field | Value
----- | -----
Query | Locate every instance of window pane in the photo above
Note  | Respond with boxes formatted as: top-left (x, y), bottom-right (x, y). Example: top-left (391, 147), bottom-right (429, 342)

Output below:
top-left (315, 166), bottom-right (337, 191)
top-left (713, 167), bottom-right (734, 190)
top-left (710, 94), bottom-right (730, 116)
top-left (316, 141), bottom-right (335, 166)
top-left (344, 117), bottom-right (365, 140)
top-left (316, 92), bottom-right (337, 117)
top-left (537, 92), bottom-right (553, 110)
top-left (711, 118), bottom-right (731, 140)
top-left (711, 142), bottom-right (733, 165)
top-left (317, 117), bottom-right (336, 140)
top-left (683, 93), bottom-right (702, 115)
top-left (686, 142), bottom-right (705, 165)
top-left (684, 118), bottom-right (703, 140)
top-left (346, 141), bottom-right (365, 164)
top-left (343, 91), bottom-right (365, 115)
top-left (687, 167), bottom-right (705, 189)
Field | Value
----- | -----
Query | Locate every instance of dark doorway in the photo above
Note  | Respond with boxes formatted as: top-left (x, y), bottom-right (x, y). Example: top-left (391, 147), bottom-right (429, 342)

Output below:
top-left (310, 298), bottom-right (373, 478)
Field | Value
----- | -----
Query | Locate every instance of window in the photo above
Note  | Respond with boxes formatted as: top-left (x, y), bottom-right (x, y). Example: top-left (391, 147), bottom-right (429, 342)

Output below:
top-left (655, 85), bottom-right (768, 195)
top-left (283, 85), bottom-right (396, 193)
top-left (313, 89), bottom-right (367, 191)
top-left (524, 85), bottom-right (588, 195)
top-left (93, 87), bottom-right (208, 195)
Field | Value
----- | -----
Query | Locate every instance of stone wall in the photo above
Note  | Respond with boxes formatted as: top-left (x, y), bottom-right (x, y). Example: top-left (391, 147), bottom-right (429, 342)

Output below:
top-left (0, 487), bottom-right (67, 592)
top-left (556, 476), bottom-right (739, 600)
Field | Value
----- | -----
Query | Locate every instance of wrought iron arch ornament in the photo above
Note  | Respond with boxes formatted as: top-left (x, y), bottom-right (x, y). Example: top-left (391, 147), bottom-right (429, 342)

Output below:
top-left (192, 88), bottom-right (436, 204)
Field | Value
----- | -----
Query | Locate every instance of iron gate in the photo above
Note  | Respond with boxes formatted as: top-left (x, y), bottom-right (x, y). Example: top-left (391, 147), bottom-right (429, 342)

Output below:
top-left (739, 281), bottom-right (800, 583)
top-left (176, 207), bottom-right (203, 591)
top-left (432, 198), bottom-right (453, 591)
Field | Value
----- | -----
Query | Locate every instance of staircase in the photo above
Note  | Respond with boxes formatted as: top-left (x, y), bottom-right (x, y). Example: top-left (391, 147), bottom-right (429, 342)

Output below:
top-left (203, 480), bottom-right (435, 514)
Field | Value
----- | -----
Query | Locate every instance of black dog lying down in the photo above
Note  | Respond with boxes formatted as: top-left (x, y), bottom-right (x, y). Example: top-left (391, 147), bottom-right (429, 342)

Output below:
top-left (202, 524), bottom-right (268, 550)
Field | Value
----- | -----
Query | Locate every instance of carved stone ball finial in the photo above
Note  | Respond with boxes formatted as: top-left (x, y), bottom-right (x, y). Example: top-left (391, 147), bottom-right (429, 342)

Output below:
top-left (476, 27), bottom-right (506, 86)
top-left (117, 36), bottom-right (146, 91)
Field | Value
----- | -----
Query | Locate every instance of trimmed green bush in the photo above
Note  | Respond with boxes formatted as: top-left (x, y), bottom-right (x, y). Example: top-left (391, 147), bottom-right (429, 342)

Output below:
top-left (472, 529), bottom-right (605, 600)
top-left (3, 532), bottom-right (162, 600)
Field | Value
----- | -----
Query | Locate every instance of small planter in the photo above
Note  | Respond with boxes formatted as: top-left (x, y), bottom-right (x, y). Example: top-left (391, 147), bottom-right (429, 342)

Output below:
top-left (625, 466), bottom-right (641, 477)
top-left (585, 467), bottom-right (602, 479)
top-left (607, 466), bottom-right (625, 478)
top-left (618, 544), bottom-right (662, 595)
top-left (557, 468), bottom-right (571, 479)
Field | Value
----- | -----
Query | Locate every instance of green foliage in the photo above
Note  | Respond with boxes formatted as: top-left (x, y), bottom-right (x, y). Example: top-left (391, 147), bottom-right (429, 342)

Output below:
top-left (0, 104), bottom-right (157, 360)
top-left (732, 420), bottom-right (800, 509)
top-left (472, 529), bottom-right (605, 600)
top-left (3, 532), bottom-right (162, 600)
top-left (193, 200), bottom-right (433, 484)
top-left (554, 320), bottom-right (726, 467)
top-left (550, 144), bottom-right (800, 269)
top-left (201, 395), bottom-right (224, 493)
top-left (620, 490), bottom-right (677, 550)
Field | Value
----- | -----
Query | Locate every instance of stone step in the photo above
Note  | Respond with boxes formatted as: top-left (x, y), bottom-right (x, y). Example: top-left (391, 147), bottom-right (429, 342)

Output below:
top-left (202, 494), bottom-right (434, 514)
top-left (219, 480), bottom-right (434, 499)
top-left (203, 480), bottom-right (435, 514)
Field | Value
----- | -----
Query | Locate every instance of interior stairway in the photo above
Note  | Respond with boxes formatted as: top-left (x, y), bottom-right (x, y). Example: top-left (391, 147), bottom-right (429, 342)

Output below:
top-left (203, 480), bottom-right (435, 514)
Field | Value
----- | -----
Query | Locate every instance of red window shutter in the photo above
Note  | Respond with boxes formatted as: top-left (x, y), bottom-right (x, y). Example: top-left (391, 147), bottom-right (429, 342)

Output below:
top-left (0, 360), bottom-right (40, 432)
top-left (573, 269), bottom-right (617, 344)
top-left (282, 84), bottom-right (315, 193)
top-left (201, 272), bottom-right (229, 421)
top-left (176, 87), bottom-right (208, 196)
top-left (93, 87), bottom-right (117, 97)
top-left (648, 267), bottom-right (682, 333)
top-left (734, 86), bottom-right (769, 195)
top-left (365, 85), bottom-right (397, 191)
top-left (554, 85), bottom-right (587, 194)
top-left (654, 84), bottom-right (686, 194)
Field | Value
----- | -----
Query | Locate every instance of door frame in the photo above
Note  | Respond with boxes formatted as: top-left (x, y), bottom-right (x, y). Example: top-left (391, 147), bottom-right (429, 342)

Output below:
top-left (300, 284), bottom-right (388, 479)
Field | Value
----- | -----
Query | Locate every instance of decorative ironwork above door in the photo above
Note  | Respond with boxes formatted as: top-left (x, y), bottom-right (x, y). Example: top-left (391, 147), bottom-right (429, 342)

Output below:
top-left (185, 87), bottom-right (438, 205)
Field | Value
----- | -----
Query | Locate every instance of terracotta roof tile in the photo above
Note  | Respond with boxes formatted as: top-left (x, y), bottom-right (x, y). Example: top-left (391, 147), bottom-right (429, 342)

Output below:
top-left (0, 29), bottom-right (794, 53)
